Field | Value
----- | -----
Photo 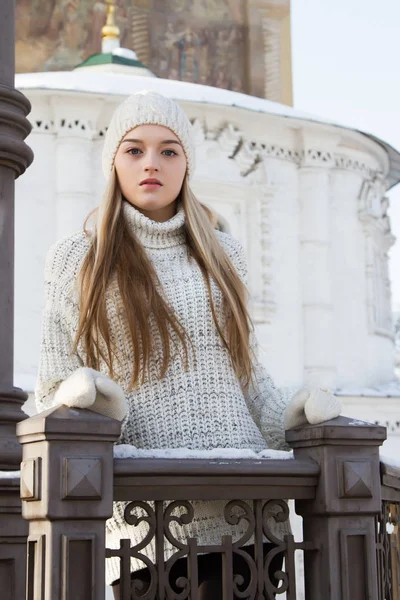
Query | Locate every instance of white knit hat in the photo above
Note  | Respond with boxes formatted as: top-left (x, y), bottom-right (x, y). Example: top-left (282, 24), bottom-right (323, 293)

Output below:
top-left (102, 90), bottom-right (195, 179)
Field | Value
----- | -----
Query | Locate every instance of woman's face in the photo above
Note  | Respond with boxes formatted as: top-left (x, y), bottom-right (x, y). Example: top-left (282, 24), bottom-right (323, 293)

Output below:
top-left (114, 124), bottom-right (187, 222)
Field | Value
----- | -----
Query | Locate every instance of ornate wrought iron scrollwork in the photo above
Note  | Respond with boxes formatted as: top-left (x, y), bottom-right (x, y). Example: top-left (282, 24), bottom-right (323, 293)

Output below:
top-left (262, 500), bottom-right (291, 598)
top-left (124, 500), bottom-right (157, 552)
top-left (224, 499), bottom-right (255, 548)
top-left (230, 548), bottom-right (257, 599)
top-left (163, 500), bottom-right (194, 551)
top-left (376, 500), bottom-right (400, 600)
top-left (130, 556), bottom-right (158, 600)
top-left (163, 501), bottom-right (195, 600)
top-left (106, 497), bottom-right (309, 599)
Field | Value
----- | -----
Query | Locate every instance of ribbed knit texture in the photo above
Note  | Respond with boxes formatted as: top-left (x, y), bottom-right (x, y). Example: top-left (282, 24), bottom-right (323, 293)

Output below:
top-left (35, 201), bottom-right (292, 586)
top-left (102, 91), bottom-right (196, 180)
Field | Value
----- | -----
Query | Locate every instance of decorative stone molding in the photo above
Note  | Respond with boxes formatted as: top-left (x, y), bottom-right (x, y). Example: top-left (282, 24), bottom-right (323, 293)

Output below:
top-left (31, 118), bottom-right (54, 134)
top-left (249, 136), bottom-right (383, 182)
top-left (190, 119), bottom-right (275, 321)
top-left (217, 122), bottom-right (242, 157)
top-left (62, 457), bottom-right (102, 500)
top-left (335, 155), bottom-right (380, 180)
top-left (31, 116), bottom-right (106, 141)
top-left (255, 186), bottom-right (276, 322)
top-left (0, 84), bottom-right (34, 176)
top-left (235, 143), bottom-right (262, 177)
top-left (339, 459), bottom-right (373, 499)
top-left (253, 141), bottom-right (301, 164)
top-left (191, 177), bottom-right (276, 323)
top-left (300, 148), bottom-right (335, 168)
top-left (192, 120), bottom-right (261, 179)
top-left (21, 457), bottom-right (41, 502)
top-left (54, 117), bottom-right (97, 140)
top-left (359, 177), bottom-right (395, 338)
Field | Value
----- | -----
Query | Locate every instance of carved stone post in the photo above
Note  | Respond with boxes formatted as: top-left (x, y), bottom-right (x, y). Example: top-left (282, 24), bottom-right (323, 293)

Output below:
top-left (287, 416), bottom-right (386, 600)
top-left (0, 1), bottom-right (33, 597)
top-left (17, 406), bottom-right (121, 600)
top-left (0, 473), bottom-right (29, 600)
top-left (0, 0), bottom-right (33, 467)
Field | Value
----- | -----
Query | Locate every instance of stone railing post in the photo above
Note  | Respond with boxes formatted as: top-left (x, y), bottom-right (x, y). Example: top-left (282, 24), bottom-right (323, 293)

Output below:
top-left (287, 416), bottom-right (386, 600)
top-left (17, 406), bottom-right (121, 600)
top-left (0, 472), bottom-right (28, 599)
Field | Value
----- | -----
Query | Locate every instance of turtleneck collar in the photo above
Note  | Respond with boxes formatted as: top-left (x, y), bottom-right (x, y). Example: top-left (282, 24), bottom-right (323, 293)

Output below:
top-left (122, 200), bottom-right (186, 249)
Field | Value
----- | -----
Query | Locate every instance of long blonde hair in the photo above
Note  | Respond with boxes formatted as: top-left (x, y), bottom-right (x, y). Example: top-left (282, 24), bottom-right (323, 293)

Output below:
top-left (74, 170), bottom-right (254, 389)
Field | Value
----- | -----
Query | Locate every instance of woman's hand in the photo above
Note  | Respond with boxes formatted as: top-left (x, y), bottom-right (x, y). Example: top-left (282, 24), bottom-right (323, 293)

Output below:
top-left (284, 387), bottom-right (342, 430)
top-left (53, 367), bottom-right (127, 421)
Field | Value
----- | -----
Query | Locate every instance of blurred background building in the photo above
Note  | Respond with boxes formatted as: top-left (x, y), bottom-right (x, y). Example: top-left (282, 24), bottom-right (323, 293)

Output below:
top-left (15, 0), bottom-right (293, 104)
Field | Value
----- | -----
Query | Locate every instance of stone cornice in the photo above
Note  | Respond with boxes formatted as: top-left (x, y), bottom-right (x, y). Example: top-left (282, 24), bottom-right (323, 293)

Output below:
top-left (25, 96), bottom-right (388, 183)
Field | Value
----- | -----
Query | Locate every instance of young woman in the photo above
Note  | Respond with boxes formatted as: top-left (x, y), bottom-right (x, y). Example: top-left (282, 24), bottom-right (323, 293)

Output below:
top-left (35, 91), bottom-right (341, 599)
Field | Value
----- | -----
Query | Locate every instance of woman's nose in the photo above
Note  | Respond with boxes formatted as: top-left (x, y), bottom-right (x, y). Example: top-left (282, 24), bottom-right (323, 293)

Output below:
top-left (144, 152), bottom-right (160, 171)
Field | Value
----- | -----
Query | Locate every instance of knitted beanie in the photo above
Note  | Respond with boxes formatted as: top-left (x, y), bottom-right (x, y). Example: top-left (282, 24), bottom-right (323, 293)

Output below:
top-left (102, 90), bottom-right (195, 179)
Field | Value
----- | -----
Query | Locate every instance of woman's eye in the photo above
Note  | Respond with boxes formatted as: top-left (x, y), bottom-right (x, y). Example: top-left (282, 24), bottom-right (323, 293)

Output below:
top-left (162, 149), bottom-right (177, 157)
top-left (128, 148), bottom-right (142, 155)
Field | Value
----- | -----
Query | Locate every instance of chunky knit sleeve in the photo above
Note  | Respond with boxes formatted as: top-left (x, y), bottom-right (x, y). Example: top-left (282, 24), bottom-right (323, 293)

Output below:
top-left (244, 336), bottom-right (293, 451)
top-left (35, 233), bottom-right (89, 413)
top-left (216, 231), bottom-right (293, 451)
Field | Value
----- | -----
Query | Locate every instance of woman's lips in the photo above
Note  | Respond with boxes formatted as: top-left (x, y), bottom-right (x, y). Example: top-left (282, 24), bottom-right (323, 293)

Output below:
top-left (140, 182), bottom-right (162, 190)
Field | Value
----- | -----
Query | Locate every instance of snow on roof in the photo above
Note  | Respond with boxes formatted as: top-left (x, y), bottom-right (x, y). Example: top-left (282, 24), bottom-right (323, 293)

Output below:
top-left (16, 71), bottom-right (400, 188)
top-left (16, 70), bottom-right (317, 119)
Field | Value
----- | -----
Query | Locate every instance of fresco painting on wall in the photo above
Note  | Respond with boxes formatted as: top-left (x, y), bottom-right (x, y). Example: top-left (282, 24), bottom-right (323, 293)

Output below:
top-left (151, 0), bottom-right (247, 90)
top-left (16, 0), bottom-right (133, 72)
top-left (15, 0), bottom-right (248, 93)
top-left (154, 21), bottom-right (246, 91)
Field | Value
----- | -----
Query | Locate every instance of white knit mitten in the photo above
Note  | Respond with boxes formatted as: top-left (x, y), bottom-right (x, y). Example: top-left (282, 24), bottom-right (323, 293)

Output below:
top-left (89, 371), bottom-right (127, 422)
top-left (53, 367), bottom-right (127, 421)
top-left (284, 388), bottom-right (342, 430)
top-left (54, 367), bottom-right (97, 409)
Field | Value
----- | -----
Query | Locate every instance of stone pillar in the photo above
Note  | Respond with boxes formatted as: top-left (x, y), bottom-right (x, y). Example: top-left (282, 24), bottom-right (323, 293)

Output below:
top-left (0, 2), bottom-right (33, 597)
top-left (51, 98), bottom-right (102, 239)
top-left (0, 474), bottom-right (29, 600)
top-left (298, 135), bottom-right (337, 389)
top-left (287, 416), bottom-right (386, 600)
top-left (17, 406), bottom-right (121, 600)
top-left (0, 0), bottom-right (33, 467)
top-left (258, 156), bottom-right (303, 387)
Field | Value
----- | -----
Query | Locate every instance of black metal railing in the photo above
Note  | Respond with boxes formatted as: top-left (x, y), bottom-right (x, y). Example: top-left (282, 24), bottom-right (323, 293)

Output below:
top-left (107, 457), bottom-right (319, 599)
top-left (378, 460), bottom-right (400, 600)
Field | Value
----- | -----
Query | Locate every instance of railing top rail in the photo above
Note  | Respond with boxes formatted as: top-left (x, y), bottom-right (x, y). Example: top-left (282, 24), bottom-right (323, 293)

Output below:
top-left (113, 456), bottom-right (319, 476)
top-left (380, 457), bottom-right (400, 502)
top-left (0, 473), bottom-right (20, 489)
top-left (113, 457), bottom-right (320, 502)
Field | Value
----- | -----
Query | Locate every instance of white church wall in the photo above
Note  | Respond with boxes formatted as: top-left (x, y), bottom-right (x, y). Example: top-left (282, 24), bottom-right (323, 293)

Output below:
top-left (260, 157), bottom-right (303, 388)
top-left (331, 169), bottom-right (369, 387)
top-left (330, 169), bottom-right (395, 387)
top-left (298, 161), bottom-right (335, 388)
top-left (51, 95), bottom-right (104, 238)
top-left (13, 87), bottom-right (398, 403)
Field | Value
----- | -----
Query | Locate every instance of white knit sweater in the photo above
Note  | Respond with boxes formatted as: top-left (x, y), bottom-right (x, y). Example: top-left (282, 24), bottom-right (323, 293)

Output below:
top-left (35, 201), bottom-right (292, 585)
